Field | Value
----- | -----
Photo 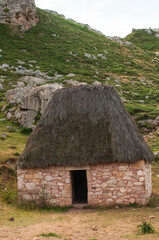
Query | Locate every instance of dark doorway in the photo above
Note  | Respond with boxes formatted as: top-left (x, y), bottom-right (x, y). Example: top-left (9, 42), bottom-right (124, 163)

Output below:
top-left (71, 170), bottom-right (88, 204)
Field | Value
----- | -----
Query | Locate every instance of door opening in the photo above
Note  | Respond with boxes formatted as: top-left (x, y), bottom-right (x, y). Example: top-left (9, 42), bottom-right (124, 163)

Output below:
top-left (71, 170), bottom-right (88, 204)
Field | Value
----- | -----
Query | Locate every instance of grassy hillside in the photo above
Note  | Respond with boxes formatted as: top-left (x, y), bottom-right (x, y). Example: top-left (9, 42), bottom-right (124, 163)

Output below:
top-left (0, 8), bottom-right (159, 207)
top-left (0, 9), bottom-right (158, 115)
top-left (124, 28), bottom-right (159, 51)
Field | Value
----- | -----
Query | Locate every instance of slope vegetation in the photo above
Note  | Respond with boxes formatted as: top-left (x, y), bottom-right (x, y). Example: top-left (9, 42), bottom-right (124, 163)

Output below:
top-left (0, 9), bottom-right (158, 194)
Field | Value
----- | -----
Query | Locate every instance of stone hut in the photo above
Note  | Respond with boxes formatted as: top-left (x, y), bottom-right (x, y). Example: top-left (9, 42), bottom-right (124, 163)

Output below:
top-left (0, 0), bottom-right (38, 31)
top-left (17, 85), bottom-right (154, 206)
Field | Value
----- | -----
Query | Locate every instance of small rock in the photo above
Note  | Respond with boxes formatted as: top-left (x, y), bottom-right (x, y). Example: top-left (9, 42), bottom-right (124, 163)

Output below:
top-left (67, 73), bottom-right (75, 77)
top-left (92, 55), bottom-right (97, 60)
top-left (97, 54), bottom-right (107, 60)
top-left (68, 51), bottom-right (73, 55)
top-left (6, 112), bottom-right (13, 120)
top-left (92, 225), bottom-right (98, 231)
top-left (154, 151), bottom-right (159, 156)
top-left (115, 206), bottom-right (119, 209)
top-left (9, 217), bottom-right (14, 221)
top-left (124, 41), bottom-right (132, 46)
top-left (84, 53), bottom-right (97, 59)
top-left (28, 60), bottom-right (36, 64)
top-left (1, 133), bottom-right (8, 138)
top-left (121, 97), bottom-right (128, 103)
top-left (2, 63), bottom-right (9, 68)
top-left (52, 33), bottom-right (58, 37)
top-left (149, 215), bottom-right (155, 219)
top-left (66, 80), bottom-right (87, 86)
top-left (54, 73), bottom-right (63, 80)
top-left (18, 65), bottom-right (23, 69)
top-left (1, 104), bottom-right (7, 111)
top-left (0, 49), bottom-right (2, 52)
top-left (18, 60), bottom-right (25, 65)
top-left (16, 81), bottom-right (25, 88)
top-left (139, 100), bottom-right (145, 103)
top-left (0, 83), bottom-right (4, 90)
top-left (93, 81), bottom-right (101, 85)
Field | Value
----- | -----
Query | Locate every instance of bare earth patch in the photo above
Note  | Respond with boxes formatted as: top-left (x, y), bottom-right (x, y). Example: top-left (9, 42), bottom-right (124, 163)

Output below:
top-left (0, 205), bottom-right (159, 240)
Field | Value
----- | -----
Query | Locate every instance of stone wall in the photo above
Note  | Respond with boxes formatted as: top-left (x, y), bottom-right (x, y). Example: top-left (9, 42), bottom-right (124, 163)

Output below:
top-left (0, 0), bottom-right (38, 31)
top-left (17, 160), bottom-right (152, 206)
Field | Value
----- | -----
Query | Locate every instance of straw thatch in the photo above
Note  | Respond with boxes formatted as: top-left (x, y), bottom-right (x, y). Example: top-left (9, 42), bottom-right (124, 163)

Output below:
top-left (18, 85), bottom-right (154, 169)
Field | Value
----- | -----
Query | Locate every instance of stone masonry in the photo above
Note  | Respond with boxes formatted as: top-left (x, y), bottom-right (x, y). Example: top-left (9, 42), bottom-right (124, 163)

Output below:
top-left (0, 0), bottom-right (38, 31)
top-left (17, 160), bottom-right (152, 206)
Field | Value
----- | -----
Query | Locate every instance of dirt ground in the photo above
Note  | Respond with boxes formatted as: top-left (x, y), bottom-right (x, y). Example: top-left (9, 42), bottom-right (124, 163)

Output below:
top-left (0, 206), bottom-right (159, 240)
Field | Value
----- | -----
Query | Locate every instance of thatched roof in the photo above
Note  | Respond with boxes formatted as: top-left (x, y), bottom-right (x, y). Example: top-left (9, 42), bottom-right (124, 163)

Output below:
top-left (18, 85), bottom-right (154, 169)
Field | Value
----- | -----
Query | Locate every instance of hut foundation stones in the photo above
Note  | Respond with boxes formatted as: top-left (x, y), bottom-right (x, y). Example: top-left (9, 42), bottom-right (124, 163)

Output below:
top-left (17, 160), bottom-right (152, 206)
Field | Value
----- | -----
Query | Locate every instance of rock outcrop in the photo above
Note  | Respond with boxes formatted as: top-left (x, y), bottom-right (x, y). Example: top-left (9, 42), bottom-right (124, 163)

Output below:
top-left (0, 0), bottom-right (38, 31)
top-left (5, 82), bottom-right (63, 128)
top-left (4, 79), bottom-right (97, 128)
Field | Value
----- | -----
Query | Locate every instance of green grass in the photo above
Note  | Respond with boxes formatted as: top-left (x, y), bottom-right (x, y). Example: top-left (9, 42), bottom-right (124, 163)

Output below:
top-left (40, 232), bottom-right (60, 238)
top-left (124, 28), bottom-right (159, 51)
top-left (0, 9), bottom-right (158, 122)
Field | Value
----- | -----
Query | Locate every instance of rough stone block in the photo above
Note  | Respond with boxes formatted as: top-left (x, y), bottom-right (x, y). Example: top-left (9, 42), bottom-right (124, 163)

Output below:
top-left (26, 182), bottom-right (36, 190)
top-left (118, 180), bottom-right (127, 187)
top-left (139, 177), bottom-right (145, 182)
top-left (134, 182), bottom-right (144, 186)
top-left (45, 176), bottom-right (53, 181)
top-left (126, 171), bottom-right (133, 176)
top-left (106, 179), bottom-right (117, 187)
top-left (116, 199), bottom-right (123, 204)
top-left (137, 170), bottom-right (145, 176)
top-left (120, 187), bottom-right (126, 193)
top-left (118, 166), bottom-right (128, 171)
top-left (106, 198), bottom-right (113, 204)
top-left (17, 161), bottom-right (151, 207)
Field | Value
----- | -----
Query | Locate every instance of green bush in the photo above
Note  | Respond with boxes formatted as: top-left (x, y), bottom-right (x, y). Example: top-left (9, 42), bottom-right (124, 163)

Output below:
top-left (3, 8), bottom-right (9, 13)
top-left (20, 127), bottom-right (32, 135)
top-left (2, 188), bottom-right (17, 204)
top-left (40, 232), bottom-right (60, 237)
top-left (137, 220), bottom-right (155, 234)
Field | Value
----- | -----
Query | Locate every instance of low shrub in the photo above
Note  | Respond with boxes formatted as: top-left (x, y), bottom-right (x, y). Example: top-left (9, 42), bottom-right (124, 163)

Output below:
top-left (137, 220), bottom-right (155, 234)
top-left (3, 8), bottom-right (9, 13)
top-left (1, 187), bottom-right (17, 204)
top-left (40, 232), bottom-right (60, 238)
top-left (20, 127), bottom-right (32, 135)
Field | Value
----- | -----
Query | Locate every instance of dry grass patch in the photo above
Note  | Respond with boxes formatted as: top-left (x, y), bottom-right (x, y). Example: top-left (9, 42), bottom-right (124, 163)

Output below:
top-left (0, 204), bottom-right (159, 240)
